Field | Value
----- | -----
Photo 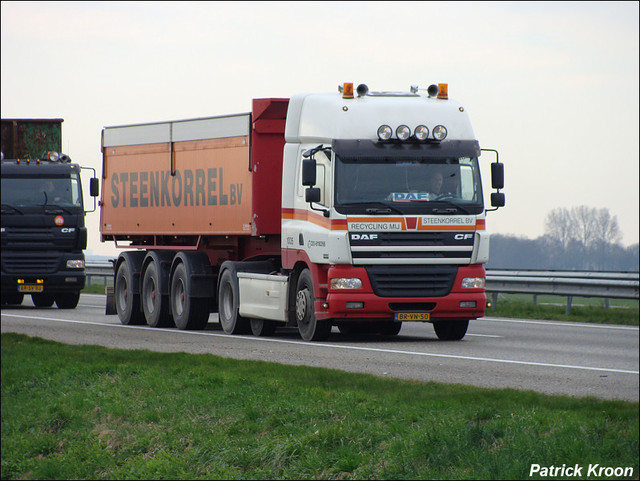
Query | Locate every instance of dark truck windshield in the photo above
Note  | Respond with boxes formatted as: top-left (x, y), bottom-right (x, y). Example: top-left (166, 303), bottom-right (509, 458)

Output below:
top-left (333, 139), bottom-right (484, 215)
top-left (1, 173), bottom-right (83, 209)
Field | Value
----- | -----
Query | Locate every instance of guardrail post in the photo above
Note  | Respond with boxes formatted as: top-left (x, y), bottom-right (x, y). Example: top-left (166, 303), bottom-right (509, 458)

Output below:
top-left (604, 298), bottom-right (610, 309)
top-left (533, 295), bottom-right (538, 305)
top-left (566, 296), bottom-right (573, 315)
top-left (492, 292), bottom-right (498, 310)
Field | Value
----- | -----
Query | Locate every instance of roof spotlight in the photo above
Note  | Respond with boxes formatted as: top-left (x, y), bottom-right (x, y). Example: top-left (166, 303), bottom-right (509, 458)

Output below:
top-left (377, 125), bottom-right (392, 141)
top-left (414, 125), bottom-right (429, 141)
top-left (427, 84), bottom-right (439, 97)
top-left (356, 84), bottom-right (369, 97)
top-left (433, 125), bottom-right (448, 141)
top-left (396, 125), bottom-right (411, 141)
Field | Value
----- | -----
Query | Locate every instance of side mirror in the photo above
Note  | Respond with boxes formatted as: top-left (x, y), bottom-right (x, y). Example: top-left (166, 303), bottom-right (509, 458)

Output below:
top-left (491, 162), bottom-right (504, 190)
top-left (302, 158), bottom-right (317, 186)
top-left (491, 192), bottom-right (505, 208)
top-left (305, 187), bottom-right (321, 203)
top-left (90, 177), bottom-right (99, 197)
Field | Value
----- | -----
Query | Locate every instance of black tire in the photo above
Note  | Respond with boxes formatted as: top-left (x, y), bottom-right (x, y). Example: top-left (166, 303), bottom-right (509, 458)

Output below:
top-left (433, 319), bottom-right (469, 340)
top-left (32, 293), bottom-right (55, 307)
top-left (115, 260), bottom-right (145, 325)
top-left (170, 262), bottom-right (209, 330)
top-left (379, 321), bottom-right (402, 336)
top-left (250, 318), bottom-right (277, 337)
top-left (3, 293), bottom-right (24, 305)
top-left (295, 269), bottom-right (331, 341)
top-left (55, 292), bottom-right (80, 309)
top-left (217, 268), bottom-right (250, 334)
top-left (142, 260), bottom-right (173, 327)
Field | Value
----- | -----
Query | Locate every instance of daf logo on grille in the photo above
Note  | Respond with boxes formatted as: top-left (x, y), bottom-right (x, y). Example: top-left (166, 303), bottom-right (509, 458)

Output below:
top-left (351, 234), bottom-right (378, 241)
top-left (454, 233), bottom-right (474, 240)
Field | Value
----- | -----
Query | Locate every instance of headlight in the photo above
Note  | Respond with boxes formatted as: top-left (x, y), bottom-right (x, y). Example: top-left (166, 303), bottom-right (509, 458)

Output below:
top-left (461, 277), bottom-right (485, 289)
top-left (377, 125), bottom-right (392, 141)
top-left (414, 125), bottom-right (429, 141)
top-left (396, 125), bottom-right (411, 141)
top-left (330, 278), bottom-right (363, 289)
top-left (433, 125), bottom-right (448, 141)
top-left (66, 260), bottom-right (85, 269)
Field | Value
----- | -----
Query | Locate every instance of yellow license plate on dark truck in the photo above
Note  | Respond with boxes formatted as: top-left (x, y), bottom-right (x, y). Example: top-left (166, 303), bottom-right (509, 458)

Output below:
top-left (18, 285), bottom-right (43, 293)
top-left (395, 312), bottom-right (430, 321)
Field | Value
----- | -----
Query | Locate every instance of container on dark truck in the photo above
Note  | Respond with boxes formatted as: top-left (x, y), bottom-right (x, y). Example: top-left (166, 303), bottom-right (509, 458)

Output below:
top-left (1, 118), bottom-right (99, 309)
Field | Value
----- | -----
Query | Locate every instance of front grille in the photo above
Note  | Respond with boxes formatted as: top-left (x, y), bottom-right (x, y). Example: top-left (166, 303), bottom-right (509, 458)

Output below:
top-left (366, 265), bottom-right (458, 297)
top-left (349, 231), bottom-right (473, 264)
top-left (2, 253), bottom-right (61, 274)
top-left (1, 226), bottom-right (76, 250)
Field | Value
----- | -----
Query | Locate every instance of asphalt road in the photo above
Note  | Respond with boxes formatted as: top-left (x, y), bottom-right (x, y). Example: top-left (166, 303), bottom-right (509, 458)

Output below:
top-left (2, 294), bottom-right (638, 402)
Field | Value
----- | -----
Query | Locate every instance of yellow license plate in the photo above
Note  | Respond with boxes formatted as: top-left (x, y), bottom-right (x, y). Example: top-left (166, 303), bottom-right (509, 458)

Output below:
top-left (18, 285), bottom-right (44, 293)
top-left (395, 312), bottom-right (430, 321)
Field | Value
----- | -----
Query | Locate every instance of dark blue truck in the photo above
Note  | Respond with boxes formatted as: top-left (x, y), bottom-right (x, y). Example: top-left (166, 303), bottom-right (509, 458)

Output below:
top-left (1, 119), bottom-right (98, 308)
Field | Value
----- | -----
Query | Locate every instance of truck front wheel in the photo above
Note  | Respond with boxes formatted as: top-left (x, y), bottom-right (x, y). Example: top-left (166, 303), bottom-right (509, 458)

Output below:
top-left (32, 293), bottom-right (55, 307)
top-left (295, 269), bottom-right (331, 341)
top-left (55, 292), bottom-right (80, 309)
top-left (433, 319), bottom-right (469, 340)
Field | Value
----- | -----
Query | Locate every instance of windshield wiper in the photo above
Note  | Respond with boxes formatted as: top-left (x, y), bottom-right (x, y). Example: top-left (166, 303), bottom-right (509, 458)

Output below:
top-left (431, 202), bottom-right (471, 215)
top-left (1, 204), bottom-right (24, 215)
top-left (341, 202), bottom-right (403, 215)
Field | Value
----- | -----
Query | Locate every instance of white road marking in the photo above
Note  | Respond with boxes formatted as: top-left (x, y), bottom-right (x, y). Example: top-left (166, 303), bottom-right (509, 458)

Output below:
top-left (3, 312), bottom-right (637, 375)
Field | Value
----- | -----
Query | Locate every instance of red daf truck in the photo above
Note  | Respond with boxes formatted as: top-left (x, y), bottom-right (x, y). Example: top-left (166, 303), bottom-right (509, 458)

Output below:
top-left (100, 83), bottom-right (504, 341)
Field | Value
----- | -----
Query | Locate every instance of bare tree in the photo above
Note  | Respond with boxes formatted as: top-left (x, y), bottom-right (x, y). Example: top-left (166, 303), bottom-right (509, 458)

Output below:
top-left (544, 207), bottom-right (575, 250)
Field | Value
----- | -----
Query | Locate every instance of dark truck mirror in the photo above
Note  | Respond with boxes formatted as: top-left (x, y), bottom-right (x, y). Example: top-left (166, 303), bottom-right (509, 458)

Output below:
top-left (305, 187), bottom-right (321, 203)
top-left (302, 158), bottom-right (317, 186)
top-left (90, 177), bottom-right (99, 197)
top-left (491, 162), bottom-right (504, 190)
top-left (491, 192), bottom-right (505, 208)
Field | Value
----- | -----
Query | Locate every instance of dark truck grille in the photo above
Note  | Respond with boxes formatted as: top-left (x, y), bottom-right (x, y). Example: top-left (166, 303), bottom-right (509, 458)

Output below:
top-left (365, 265), bottom-right (458, 297)
top-left (1, 226), bottom-right (76, 250)
top-left (2, 252), bottom-right (61, 274)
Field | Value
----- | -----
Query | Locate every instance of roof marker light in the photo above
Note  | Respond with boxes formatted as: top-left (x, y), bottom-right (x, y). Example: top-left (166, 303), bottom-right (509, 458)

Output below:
top-left (342, 82), bottom-right (354, 99)
top-left (437, 83), bottom-right (448, 99)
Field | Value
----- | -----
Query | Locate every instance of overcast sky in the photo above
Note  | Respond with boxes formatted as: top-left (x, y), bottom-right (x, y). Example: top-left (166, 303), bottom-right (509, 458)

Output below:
top-left (2, 1), bottom-right (638, 256)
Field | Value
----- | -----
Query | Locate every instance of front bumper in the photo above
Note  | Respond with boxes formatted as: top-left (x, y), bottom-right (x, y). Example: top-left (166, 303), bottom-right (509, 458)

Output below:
top-left (320, 264), bottom-right (486, 321)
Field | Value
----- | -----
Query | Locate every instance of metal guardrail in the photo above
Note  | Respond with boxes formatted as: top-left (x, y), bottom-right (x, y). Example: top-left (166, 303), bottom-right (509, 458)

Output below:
top-left (486, 269), bottom-right (639, 314)
top-left (85, 263), bottom-right (639, 314)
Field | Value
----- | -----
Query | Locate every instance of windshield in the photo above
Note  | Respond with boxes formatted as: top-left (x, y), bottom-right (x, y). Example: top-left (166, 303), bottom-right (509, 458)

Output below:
top-left (1, 173), bottom-right (83, 208)
top-left (334, 155), bottom-right (484, 215)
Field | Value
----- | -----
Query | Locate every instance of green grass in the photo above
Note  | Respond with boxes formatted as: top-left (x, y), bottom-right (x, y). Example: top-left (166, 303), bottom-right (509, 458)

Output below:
top-left (487, 294), bottom-right (639, 326)
top-left (2, 334), bottom-right (638, 480)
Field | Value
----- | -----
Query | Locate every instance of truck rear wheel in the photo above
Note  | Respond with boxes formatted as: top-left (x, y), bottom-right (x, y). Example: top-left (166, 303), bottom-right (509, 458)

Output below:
top-left (295, 269), bottom-right (331, 341)
top-left (170, 262), bottom-right (209, 330)
top-left (115, 260), bottom-right (145, 325)
top-left (142, 260), bottom-right (173, 327)
top-left (218, 268), bottom-right (250, 334)
top-left (433, 319), bottom-right (469, 340)
top-left (32, 293), bottom-right (55, 307)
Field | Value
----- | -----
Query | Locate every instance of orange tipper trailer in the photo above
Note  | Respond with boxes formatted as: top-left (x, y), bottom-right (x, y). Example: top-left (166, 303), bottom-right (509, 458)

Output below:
top-left (100, 83), bottom-right (505, 341)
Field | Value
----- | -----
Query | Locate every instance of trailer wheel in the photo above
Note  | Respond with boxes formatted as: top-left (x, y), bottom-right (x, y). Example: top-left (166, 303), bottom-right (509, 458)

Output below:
top-left (32, 293), bottom-right (55, 307)
top-left (433, 319), bottom-right (469, 340)
top-left (250, 319), bottom-right (276, 337)
top-left (55, 292), bottom-right (80, 309)
top-left (218, 268), bottom-right (250, 334)
top-left (295, 269), bottom-right (331, 341)
top-left (170, 262), bottom-right (209, 330)
top-left (115, 260), bottom-right (145, 325)
top-left (142, 260), bottom-right (173, 327)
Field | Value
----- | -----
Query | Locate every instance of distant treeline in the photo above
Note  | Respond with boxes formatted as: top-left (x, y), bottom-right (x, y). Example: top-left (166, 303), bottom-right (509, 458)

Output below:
top-left (487, 206), bottom-right (639, 271)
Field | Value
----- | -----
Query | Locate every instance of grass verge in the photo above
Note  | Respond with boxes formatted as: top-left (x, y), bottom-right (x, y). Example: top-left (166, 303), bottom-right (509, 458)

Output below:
top-left (2, 333), bottom-right (638, 480)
